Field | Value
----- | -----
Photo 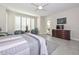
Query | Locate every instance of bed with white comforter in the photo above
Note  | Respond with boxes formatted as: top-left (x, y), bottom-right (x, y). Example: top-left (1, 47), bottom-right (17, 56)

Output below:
top-left (0, 33), bottom-right (48, 55)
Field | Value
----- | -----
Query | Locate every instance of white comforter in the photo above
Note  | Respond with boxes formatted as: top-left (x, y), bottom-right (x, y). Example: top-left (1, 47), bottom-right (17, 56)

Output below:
top-left (0, 33), bottom-right (48, 55)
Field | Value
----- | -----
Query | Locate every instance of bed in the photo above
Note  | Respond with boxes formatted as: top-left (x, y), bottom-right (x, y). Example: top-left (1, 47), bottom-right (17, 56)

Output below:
top-left (0, 33), bottom-right (48, 55)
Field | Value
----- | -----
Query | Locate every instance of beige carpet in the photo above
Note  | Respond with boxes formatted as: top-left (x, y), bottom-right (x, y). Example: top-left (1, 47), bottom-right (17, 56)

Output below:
top-left (41, 35), bottom-right (79, 55)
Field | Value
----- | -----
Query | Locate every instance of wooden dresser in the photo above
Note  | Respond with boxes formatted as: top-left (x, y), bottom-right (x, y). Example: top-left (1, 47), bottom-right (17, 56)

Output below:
top-left (52, 29), bottom-right (70, 40)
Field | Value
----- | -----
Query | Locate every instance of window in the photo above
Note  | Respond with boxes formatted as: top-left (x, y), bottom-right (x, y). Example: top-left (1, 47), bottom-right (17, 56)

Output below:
top-left (26, 17), bottom-right (31, 31)
top-left (47, 20), bottom-right (51, 28)
top-left (15, 16), bottom-right (21, 30)
top-left (22, 16), bottom-right (27, 31)
top-left (15, 15), bottom-right (35, 31)
top-left (31, 18), bottom-right (35, 30)
top-left (47, 20), bottom-right (51, 34)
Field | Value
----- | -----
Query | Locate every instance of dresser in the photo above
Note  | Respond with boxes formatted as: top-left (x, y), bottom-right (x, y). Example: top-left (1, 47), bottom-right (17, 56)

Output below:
top-left (52, 29), bottom-right (70, 40)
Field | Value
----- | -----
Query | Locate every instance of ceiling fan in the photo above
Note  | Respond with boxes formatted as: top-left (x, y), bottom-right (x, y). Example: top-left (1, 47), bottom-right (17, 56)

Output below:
top-left (31, 3), bottom-right (48, 11)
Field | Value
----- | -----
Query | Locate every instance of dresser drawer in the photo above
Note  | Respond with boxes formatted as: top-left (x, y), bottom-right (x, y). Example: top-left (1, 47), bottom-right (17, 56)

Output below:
top-left (52, 29), bottom-right (70, 40)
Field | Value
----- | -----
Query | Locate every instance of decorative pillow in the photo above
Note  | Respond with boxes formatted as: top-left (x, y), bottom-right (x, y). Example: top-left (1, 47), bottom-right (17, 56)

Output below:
top-left (0, 32), bottom-right (8, 36)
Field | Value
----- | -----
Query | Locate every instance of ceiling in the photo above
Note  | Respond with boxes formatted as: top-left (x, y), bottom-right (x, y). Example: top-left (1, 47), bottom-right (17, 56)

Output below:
top-left (0, 3), bottom-right (79, 16)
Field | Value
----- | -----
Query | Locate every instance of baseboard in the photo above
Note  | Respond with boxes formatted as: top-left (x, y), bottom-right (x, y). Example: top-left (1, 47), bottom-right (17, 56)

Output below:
top-left (71, 37), bottom-right (79, 41)
top-left (38, 33), bottom-right (47, 35)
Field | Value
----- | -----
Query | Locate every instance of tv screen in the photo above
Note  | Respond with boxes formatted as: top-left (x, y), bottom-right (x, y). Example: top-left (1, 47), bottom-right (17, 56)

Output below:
top-left (57, 17), bottom-right (66, 24)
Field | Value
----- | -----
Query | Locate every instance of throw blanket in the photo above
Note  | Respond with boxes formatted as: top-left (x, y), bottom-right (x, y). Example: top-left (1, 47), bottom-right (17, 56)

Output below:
top-left (26, 33), bottom-right (48, 55)
top-left (0, 33), bottom-right (48, 55)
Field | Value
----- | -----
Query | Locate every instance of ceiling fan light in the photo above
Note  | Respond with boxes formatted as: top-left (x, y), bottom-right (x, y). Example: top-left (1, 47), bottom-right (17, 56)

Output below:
top-left (38, 6), bottom-right (43, 10)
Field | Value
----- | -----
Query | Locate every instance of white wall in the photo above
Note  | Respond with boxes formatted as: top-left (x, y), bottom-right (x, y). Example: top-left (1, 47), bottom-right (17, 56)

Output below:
top-left (39, 16), bottom-right (47, 34)
top-left (0, 5), bottom-right (6, 32)
top-left (6, 10), bottom-right (15, 34)
top-left (46, 7), bottom-right (79, 41)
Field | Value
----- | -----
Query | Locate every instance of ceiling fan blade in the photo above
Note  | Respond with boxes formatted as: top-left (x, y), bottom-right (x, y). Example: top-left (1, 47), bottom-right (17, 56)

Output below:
top-left (31, 3), bottom-right (38, 7)
top-left (41, 9), bottom-right (47, 11)
top-left (42, 3), bottom-right (48, 7)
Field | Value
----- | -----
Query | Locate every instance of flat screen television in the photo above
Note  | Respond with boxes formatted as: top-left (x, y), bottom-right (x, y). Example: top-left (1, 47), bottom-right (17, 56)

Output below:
top-left (57, 17), bottom-right (66, 24)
